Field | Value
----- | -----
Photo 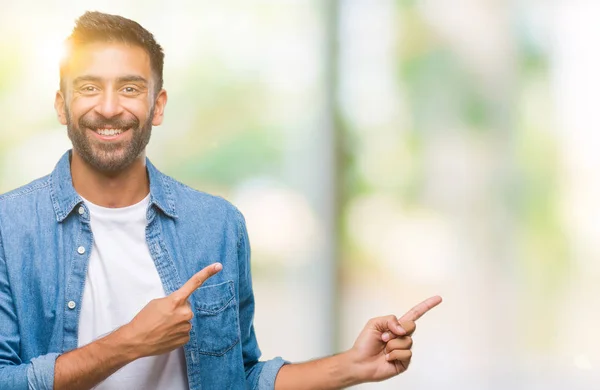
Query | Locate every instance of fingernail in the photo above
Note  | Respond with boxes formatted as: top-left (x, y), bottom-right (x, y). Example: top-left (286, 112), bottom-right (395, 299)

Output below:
top-left (214, 263), bottom-right (223, 271)
top-left (385, 353), bottom-right (390, 361)
top-left (382, 332), bottom-right (390, 342)
top-left (396, 323), bottom-right (406, 334)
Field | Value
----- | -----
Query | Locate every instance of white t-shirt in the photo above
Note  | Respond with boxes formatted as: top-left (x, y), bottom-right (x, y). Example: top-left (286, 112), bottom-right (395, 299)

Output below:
top-left (77, 194), bottom-right (189, 390)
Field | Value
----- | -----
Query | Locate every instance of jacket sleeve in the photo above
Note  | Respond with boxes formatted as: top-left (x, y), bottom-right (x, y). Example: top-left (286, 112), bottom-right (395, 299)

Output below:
top-left (0, 226), bottom-right (60, 389)
top-left (235, 210), bottom-right (288, 390)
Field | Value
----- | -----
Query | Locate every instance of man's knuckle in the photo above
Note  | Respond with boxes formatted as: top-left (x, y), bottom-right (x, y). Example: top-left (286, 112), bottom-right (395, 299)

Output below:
top-left (184, 310), bottom-right (194, 321)
top-left (402, 320), bottom-right (415, 332)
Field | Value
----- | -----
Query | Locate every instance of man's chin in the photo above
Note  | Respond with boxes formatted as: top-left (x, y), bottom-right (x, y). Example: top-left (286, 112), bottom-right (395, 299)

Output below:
top-left (78, 149), bottom-right (137, 173)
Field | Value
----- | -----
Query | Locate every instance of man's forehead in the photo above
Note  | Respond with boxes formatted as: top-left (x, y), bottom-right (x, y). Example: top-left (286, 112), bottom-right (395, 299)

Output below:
top-left (65, 41), bottom-right (152, 82)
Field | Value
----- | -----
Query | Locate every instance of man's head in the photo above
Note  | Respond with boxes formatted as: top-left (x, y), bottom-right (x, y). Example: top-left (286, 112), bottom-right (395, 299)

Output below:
top-left (60, 11), bottom-right (165, 96)
top-left (55, 11), bottom-right (167, 174)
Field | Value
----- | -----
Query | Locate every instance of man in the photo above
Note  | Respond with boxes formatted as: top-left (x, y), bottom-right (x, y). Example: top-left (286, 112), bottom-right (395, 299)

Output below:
top-left (0, 11), bottom-right (442, 390)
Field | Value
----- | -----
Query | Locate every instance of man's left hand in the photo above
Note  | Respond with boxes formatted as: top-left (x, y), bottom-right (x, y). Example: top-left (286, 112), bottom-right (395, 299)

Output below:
top-left (347, 295), bottom-right (442, 382)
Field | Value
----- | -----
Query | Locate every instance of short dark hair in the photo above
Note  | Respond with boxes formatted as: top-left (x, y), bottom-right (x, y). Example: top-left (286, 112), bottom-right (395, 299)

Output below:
top-left (60, 11), bottom-right (164, 94)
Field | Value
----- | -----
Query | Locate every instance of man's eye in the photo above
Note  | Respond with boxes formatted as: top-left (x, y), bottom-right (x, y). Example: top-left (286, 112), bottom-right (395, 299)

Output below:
top-left (123, 87), bottom-right (138, 93)
top-left (81, 86), bottom-right (98, 93)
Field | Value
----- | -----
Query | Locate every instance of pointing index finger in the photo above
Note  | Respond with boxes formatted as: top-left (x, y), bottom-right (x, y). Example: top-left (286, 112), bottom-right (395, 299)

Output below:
top-left (398, 295), bottom-right (442, 323)
top-left (173, 263), bottom-right (223, 302)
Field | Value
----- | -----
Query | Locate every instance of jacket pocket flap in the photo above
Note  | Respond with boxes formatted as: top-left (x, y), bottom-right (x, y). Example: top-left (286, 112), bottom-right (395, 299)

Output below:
top-left (194, 280), bottom-right (235, 314)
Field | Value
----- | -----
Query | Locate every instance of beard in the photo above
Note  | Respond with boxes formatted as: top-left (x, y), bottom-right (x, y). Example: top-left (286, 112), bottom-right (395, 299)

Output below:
top-left (66, 107), bottom-right (154, 174)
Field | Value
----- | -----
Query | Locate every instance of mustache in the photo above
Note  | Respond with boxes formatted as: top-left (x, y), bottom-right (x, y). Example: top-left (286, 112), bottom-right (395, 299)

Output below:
top-left (79, 115), bottom-right (140, 130)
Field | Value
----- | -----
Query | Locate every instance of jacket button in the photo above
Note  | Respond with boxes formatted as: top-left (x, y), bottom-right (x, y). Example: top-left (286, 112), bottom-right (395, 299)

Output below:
top-left (77, 246), bottom-right (85, 255)
top-left (67, 301), bottom-right (76, 310)
top-left (78, 206), bottom-right (85, 215)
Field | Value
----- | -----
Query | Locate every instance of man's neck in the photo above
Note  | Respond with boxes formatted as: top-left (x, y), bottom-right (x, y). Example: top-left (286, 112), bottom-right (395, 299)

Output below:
top-left (70, 151), bottom-right (150, 208)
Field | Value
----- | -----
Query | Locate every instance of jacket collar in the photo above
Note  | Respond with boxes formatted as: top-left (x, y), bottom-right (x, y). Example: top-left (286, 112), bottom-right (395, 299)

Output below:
top-left (49, 150), bottom-right (178, 222)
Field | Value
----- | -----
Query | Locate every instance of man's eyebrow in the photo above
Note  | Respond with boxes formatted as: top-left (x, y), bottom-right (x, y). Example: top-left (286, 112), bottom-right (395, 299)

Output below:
top-left (72, 75), bottom-right (149, 85)
top-left (72, 75), bottom-right (103, 85)
top-left (116, 75), bottom-right (149, 85)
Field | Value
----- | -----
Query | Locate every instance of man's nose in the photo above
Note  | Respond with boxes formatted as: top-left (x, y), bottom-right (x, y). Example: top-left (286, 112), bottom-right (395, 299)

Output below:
top-left (94, 90), bottom-right (124, 119)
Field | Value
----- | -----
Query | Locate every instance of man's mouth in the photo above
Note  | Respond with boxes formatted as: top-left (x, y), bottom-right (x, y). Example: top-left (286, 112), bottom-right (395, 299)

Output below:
top-left (90, 127), bottom-right (130, 140)
top-left (96, 128), bottom-right (125, 136)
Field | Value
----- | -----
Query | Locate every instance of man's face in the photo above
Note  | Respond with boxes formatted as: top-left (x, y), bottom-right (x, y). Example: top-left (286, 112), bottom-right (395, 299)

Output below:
top-left (56, 42), bottom-right (166, 173)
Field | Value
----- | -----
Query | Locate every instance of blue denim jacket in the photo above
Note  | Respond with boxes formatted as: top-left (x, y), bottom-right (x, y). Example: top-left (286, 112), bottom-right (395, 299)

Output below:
top-left (0, 151), bottom-right (286, 389)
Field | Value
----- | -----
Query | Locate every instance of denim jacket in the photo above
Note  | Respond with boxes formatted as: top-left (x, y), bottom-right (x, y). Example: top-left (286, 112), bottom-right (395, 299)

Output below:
top-left (0, 151), bottom-right (286, 389)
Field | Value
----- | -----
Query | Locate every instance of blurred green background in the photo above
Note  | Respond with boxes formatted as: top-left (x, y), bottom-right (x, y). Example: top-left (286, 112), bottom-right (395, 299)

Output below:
top-left (0, 1), bottom-right (596, 388)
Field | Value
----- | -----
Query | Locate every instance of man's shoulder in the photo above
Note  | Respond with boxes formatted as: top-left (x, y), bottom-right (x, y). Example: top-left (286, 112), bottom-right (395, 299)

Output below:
top-left (0, 175), bottom-right (52, 206)
top-left (0, 176), bottom-right (54, 235)
top-left (157, 172), bottom-right (242, 219)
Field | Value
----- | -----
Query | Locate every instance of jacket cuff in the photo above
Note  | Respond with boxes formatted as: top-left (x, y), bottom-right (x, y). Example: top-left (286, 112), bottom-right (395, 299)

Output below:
top-left (257, 357), bottom-right (289, 390)
top-left (27, 353), bottom-right (60, 390)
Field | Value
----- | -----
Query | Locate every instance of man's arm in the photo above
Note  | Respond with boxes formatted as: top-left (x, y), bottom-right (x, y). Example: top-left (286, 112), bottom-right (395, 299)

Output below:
top-left (273, 352), bottom-right (360, 390)
top-left (273, 296), bottom-right (442, 390)
top-left (235, 211), bottom-right (288, 389)
top-left (0, 230), bottom-right (40, 390)
top-left (53, 326), bottom-right (137, 390)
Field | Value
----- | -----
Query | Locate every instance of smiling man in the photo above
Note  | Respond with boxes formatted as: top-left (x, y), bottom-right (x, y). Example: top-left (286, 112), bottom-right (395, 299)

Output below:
top-left (0, 11), bottom-right (441, 390)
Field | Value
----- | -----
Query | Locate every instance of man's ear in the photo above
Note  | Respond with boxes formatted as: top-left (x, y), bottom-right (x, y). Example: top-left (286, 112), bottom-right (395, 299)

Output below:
top-left (152, 89), bottom-right (168, 126)
top-left (54, 91), bottom-right (68, 125)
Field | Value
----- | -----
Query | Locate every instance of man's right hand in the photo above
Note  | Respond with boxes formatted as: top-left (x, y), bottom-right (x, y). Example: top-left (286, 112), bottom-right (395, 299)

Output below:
top-left (55, 262), bottom-right (223, 389)
top-left (120, 262), bottom-right (223, 358)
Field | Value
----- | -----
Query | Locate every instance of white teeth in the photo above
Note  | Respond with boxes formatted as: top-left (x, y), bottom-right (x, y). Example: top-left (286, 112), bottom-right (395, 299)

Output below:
top-left (96, 128), bottom-right (124, 136)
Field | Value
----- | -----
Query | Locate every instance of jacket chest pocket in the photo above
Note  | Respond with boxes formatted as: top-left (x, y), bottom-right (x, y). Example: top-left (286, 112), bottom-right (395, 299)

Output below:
top-left (192, 280), bottom-right (240, 356)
